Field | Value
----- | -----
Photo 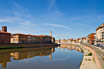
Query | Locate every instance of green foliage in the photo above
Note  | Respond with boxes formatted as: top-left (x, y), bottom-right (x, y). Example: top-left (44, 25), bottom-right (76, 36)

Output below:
top-left (102, 56), bottom-right (104, 60)
top-left (88, 52), bottom-right (92, 56)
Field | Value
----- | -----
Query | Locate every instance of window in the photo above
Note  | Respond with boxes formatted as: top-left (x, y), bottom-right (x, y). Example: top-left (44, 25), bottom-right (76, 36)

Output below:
top-left (102, 32), bottom-right (104, 39)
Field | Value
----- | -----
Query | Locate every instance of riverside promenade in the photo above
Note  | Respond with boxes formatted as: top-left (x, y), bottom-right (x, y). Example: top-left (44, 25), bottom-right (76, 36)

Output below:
top-left (80, 45), bottom-right (97, 69)
top-left (80, 44), bottom-right (104, 69)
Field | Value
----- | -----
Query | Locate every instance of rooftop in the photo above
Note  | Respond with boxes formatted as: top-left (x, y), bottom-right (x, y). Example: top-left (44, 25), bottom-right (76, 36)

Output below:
top-left (82, 37), bottom-right (87, 39)
top-left (12, 33), bottom-right (51, 37)
top-left (96, 23), bottom-right (104, 31)
top-left (0, 31), bottom-right (11, 34)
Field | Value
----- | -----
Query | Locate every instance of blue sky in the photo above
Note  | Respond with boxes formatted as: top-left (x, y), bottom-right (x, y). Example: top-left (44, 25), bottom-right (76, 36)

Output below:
top-left (0, 0), bottom-right (104, 39)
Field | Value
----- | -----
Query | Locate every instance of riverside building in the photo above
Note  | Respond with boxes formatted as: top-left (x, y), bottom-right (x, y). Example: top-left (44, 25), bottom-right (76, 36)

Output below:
top-left (95, 24), bottom-right (104, 45)
top-left (11, 33), bottom-right (55, 44)
top-left (81, 37), bottom-right (88, 44)
top-left (88, 33), bottom-right (95, 45)
top-left (0, 26), bottom-right (11, 44)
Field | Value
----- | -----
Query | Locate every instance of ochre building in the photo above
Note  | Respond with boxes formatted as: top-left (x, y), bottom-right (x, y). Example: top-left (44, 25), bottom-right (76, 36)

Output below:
top-left (88, 33), bottom-right (95, 45)
top-left (11, 33), bottom-right (55, 44)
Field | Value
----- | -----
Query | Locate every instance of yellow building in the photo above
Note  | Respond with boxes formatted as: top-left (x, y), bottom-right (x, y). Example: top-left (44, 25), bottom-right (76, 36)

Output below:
top-left (11, 33), bottom-right (54, 44)
top-left (61, 39), bottom-right (68, 44)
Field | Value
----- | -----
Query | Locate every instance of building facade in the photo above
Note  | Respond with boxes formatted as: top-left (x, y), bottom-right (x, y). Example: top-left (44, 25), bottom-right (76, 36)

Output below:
top-left (95, 24), bottom-right (104, 45)
top-left (11, 33), bottom-right (54, 44)
top-left (68, 38), bottom-right (76, 44)
top-left (88, 33), bottom-right (95, 45)
top-left (0, 26), bottom-right (11, 44)
top-left (81, 37), bottom-right (88, 44)
top-left (71, 39), bottom-right (76, 44)
top-left (55, 40), bottom-right (60, 44)
top-left (76, 38), bottom-right (82, 43)
top-left (60, 39), bottom-right (68, 44)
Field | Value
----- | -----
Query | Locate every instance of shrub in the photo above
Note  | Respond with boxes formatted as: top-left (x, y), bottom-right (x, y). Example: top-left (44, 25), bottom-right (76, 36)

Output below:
top-left (88, 52), bottom-right (92, 56)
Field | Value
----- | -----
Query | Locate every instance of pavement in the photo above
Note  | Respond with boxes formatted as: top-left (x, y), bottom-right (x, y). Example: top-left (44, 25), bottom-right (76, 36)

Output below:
top-left (80, 46), bottom-right (97, 69)
top-left (88, 46), bottom-right (104, 69)
top-left (81, 44), bottom-right (104, 69)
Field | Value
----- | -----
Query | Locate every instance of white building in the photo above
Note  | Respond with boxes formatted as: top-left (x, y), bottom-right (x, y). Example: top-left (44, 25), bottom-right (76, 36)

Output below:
top-left (95, 24), bottom-right (104, 45)
top-left (81, 37), bottom-right (88, 44)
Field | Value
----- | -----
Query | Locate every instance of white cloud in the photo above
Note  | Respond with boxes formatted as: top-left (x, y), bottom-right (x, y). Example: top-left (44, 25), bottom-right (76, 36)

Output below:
top-left (0, 2), bottom-right (36, 26)
top-left (45, 24), bottom-right (72, 30)
top-left (0, 18), bottom-right (9, 22)
top-left (0, 17), bottom-right (34, 26)
top-left (49, 0), bottom-right (56, 9)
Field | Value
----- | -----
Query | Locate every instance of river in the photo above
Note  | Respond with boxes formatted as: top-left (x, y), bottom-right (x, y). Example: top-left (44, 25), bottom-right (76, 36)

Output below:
top-left (0, 47), bottom-right (83, 69)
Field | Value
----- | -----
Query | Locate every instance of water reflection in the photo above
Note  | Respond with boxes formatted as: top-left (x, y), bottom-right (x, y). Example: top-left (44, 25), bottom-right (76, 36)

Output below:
top-left (0, 47), bottom-right (55, 68)
top-left (61, 44), bottom-right (83, 52)
top-left (0, 46), bottom-right (83, 69)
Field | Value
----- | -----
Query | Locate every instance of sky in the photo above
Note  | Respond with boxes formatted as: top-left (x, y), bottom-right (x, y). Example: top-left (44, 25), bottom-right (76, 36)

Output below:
top-left (0, 0), bottom-right (104, 40)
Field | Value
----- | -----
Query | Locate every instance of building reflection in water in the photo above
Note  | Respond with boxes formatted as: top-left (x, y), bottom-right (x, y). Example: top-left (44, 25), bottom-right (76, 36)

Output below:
top-left (0, 47), bottom-right (55, 68)
top-left (61, 44), bottom-right (83, 52)
top-left (0, 52), bottom-right (11, 68)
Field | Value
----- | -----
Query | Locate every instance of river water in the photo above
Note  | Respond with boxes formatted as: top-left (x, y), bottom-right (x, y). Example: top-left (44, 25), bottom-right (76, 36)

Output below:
top-left (0, 47), bottom-right (83, 69)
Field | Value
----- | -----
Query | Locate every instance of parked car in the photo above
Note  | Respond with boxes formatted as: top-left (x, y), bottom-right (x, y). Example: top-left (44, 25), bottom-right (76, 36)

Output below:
top-left (102, 44), bottom-right (104, 49)
top-left (95, 44), bottom-right (104, 49)
top-left (95, 44), bottom-right (101, 47)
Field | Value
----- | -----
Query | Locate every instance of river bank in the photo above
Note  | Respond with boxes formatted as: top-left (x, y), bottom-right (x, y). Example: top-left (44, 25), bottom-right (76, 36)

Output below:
top-left (80, 45), bottom-right (97, 69)
top-left (0, 43), bottom-right (59, 49)
top-left (80, 44), bottom-right (104, 69)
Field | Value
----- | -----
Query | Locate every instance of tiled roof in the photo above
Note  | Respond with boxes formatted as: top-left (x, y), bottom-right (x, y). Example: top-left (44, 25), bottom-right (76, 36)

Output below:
top-left (82, 37), bottom-right (86, 39)
top-left (0, 32), bottom-right (11, 34)
top-left (12, 33), bottom-right (50, 37)
top-left (77, 38), bottom-right (81, 40)
top-left (13, 33), bottom-right (28, 36)
top-left (96, 23), bottom-right (104, 31)
top-left (69, 38), bottom-right (76, 41)
top-left (88, 33), bottom-right (95, 37)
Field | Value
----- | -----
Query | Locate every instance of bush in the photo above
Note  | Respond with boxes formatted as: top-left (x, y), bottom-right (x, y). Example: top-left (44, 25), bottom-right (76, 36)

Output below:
top-left (88, 52), bottom-right (92, 56)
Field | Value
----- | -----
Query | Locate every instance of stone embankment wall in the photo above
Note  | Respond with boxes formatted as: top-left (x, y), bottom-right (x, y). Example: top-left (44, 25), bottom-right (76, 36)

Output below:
top-left (0, 43), bottom-right (58, 48)
top-left (82, 45), bottom-right (102, 69)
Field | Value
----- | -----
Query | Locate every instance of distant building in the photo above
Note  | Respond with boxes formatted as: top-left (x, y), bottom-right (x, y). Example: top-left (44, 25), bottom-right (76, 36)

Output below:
top-left (11, 33), bottom-right (54, 44)
top-left (49, 31), bottom-right (55, 43)
top-left (56, 38), bottom-right (77, 44)
top-left (76, 38), bottom-right (82, 43)
top-left (88, 33), bottom-right (95, 45)
top-left (71, 39), bottom-right (76, 44)
top-left (0, 26), bottom-right (11, 44)
top-left (68, 39), bottom-right (73, 44)
top-left (60, 39), bottom-right (68, 44)
top-left (68, 38), bottom-right (76, 44)
top-left (49, 31), bottom-right (52, 36)
top-left (81, 37), bottom-right (88, 44)
top-left (55, 39), bottom-right (61, 44)
top-left (55, 40), bottom-right (60, 44)
top-left (96, 24), bottom-right (104, 45)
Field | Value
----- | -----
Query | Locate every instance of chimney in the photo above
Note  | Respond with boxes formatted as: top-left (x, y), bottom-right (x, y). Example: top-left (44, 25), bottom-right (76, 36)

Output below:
top-left (2, 26), bottom-right (7, 32)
